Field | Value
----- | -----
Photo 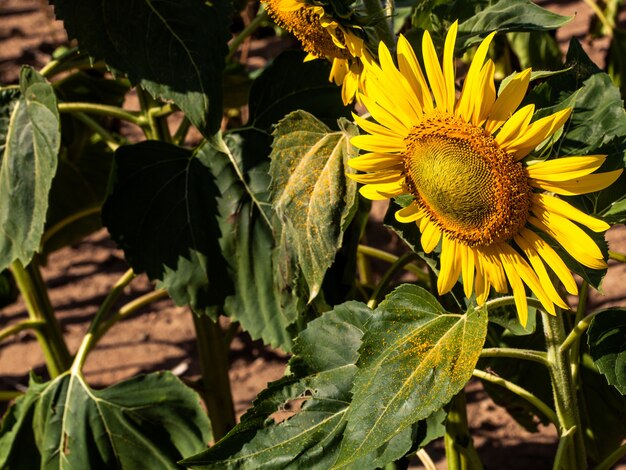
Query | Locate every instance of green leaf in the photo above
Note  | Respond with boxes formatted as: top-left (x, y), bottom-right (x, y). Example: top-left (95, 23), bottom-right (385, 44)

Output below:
top-left (51, 0), bottom-right (231, 137)
top-left (102, 140), bottom-right (233, 316)
top-left (204, 129), bottom-right (300, 349)
top-left (336, 285), bottom-right (488, 466)
top-left (506, 31), bottom-right (562, 70)
top-left (270, 110), bottom-right (359, 301)
top-left (587, 308), bottom-right (626, 394)
top-left (0, 67), bottom-right (60, 271)
top-left (248, 50), bottom-right (350, 131)
top-left (0, 372), bottom-right (210, 468)
top-left (488, 301), bottom-right (537, 336)
top-left (457, 0), bottom-right (571, 48)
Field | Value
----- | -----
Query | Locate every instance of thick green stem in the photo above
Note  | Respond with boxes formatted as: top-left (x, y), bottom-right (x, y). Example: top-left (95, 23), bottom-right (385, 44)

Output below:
top-left (444, 390), bottom-right (483, 470)
top-left (357, 245), bottom-right (429, 283)
top-left (227, 11), bottom-right (269, 62)
top-left (58, 102), bottom-right (143, 125)
top-left (72, 269), bottom-right (136, 373)
top-left (0, 319), bottom-right (45, 343)
top-left (542, 312), bottom-right (587, 469)
top-left (367, 252), bottom-right (418, 308)
top-left (567, 281), bottom-right (588, 384)
top-left (480, 347), bottom-right (550, 367)
top-left (10, 260), bottom-right (71, 377)
top-left (193, 314), bottom-right (236, 441)
top-left (473, 369), bottom-right (558, 426)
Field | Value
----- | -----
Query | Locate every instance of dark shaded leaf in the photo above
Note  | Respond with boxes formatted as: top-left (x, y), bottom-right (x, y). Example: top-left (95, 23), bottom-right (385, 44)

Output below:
top-left (248, 50), bottom-right (350, 131)
top-left (0, 68), bottom-right (60, 271)
top-left (51, 0), bottom-right (231, 137)
top-left (270, 111), bottom-right (359, 301)
top-left (102, 140), bottom-right (232, 315)
top-left (587, 308), bottom-right (626, 394)
top-left (0, 372), bottom-right (210, 468)
top-left (336, 285), bottom-right (488, 465)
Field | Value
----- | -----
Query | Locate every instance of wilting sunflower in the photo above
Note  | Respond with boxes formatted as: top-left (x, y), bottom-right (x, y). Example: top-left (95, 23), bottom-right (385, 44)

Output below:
top-left (262, 0), bottom-right (365, 104)
top-left (349, 21), bottom-right (622, 325)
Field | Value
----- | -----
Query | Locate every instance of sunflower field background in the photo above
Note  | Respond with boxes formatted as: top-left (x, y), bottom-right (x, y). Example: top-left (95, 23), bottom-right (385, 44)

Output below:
top-left (0, 0), bottom-right (625, 468)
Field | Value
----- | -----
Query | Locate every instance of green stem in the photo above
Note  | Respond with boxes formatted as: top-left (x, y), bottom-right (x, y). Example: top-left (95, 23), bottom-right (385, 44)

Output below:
top-left (172, 116), bottom-right (192, 146)
top-left (444, 390), bottom-right (483, 470)
top-left (595, 441), bottom-right (626, 470)
top-left (58, 102), bottom-right (143, 125)
top-left (542, 311), bottom-right (587, 469)
top-left (480, 347), bottom-right (549, 367)
top-left (41, 206), bottom-right (102, 248)
top-left (473, 369), bottom-right (558, 426)
top-left (483, 295), bottom-right (545, 313)
top-left (581, 0), bottom-right (614, 35)
top-left (0, 391), bottom-right (24, 401)
top-left (192, 314), bottom-right (236, 441)
top-left (415, 449), bottom-right (437, 470)
top-left (568, 281), bottom-right (588, 384)
top-left (367, 252), bottom-right (418, 308)
top-left (608, 249), bottom-right (626, 263)
top-left (72, 269), bottom-right (136, 373)
top-left (226, 11), bottom-right (269, 62)
top-left (71, 112), bottom-right (121, 151)
top-left (560, 309), bottom-right (603, 354)
top-left (553, 426), bottom-right (577, 470)
top-left (357, 245), bottom-right (429, 283)
top-left (10, 260), bottom-right (71, 377)
top-left (0, 319), bottom-right (46, 343)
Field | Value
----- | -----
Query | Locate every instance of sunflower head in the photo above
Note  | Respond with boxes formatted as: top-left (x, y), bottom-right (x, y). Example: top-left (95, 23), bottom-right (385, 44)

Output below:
top-left (348, 22), bottom-right (622, 325)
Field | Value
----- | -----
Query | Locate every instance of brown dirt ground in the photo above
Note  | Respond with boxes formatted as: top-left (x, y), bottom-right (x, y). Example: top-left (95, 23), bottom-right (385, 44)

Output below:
top-left (1, 0), bottom-right (625, 468)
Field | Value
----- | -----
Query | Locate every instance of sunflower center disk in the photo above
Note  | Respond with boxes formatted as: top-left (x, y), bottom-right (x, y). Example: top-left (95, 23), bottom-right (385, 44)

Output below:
top-left (404, 116), bottom-right (533, 247)
top-left (264, 1), bottom-right (350, 59)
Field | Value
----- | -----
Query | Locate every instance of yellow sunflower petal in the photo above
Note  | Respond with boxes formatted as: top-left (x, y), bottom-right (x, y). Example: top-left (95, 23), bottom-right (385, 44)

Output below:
top-left (351, 133), bottom-right (406, 153)
top-left (304, 52), bottom-right (319, 62)
top-left (358, 94), bottom-right (411, 134)
top-left (499, 248), bottom-right (530, 326)
top-left (480, 246), bottom-right (507, 293)
top-left (461, 244), bottom-right (476, 298)
top-left (341, 68), bottom-right (359, 105)
top-left (443, 20), bottom-right (459, 113)
top-left (348, 152), bottom-right (402, 172)
top-left (352, 113), bottom-right (404, 139)
top-left (474, 60), bottom-right (496, 125)
top-left (422, 30), bottom-right (447, 112)
top-left (421, 219), bottom-right (442, 253)
top-left (348, 169), bottom-right (403, 184)
top-left (359, 181), bottom-right (405, 200)
top-left (526, 155), bottom-right (607, 181)
top-left (514, 234), bottom-right (569, 309)
top-left (474, 259), bottom-right (490, 305)
top-left (518, 228), bottom-right (578, 295)
top-left (396, 203), bottom-right (425, 223)
top-left (397, 34), bottom-right (434, 114)
top-left (485, 68), bottom-right (531, 134)
top-left (531, 170), bottom-right (622, 196)
top-left (533, 193), bottom-right (610, 232)
top-left (455, 31), bottom-right (497, 120)
top-left (504, 108), bottom-right (572, 159)
top-left (438, 236), bottom-right (462, 294)
top-left (495, 103), bottom-right (535, 147)
top-left (529, 212), bottom-right (607, 270)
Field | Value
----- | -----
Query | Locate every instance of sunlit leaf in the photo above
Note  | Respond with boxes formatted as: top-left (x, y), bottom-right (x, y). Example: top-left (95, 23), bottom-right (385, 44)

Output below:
top-left (0, 372), bottom-right (210, 468)
top-left (0, 67), bottom-right (60, 271)
top-left (587, 308), bottom-right (626, 394)
top-left (270, 110), bottom-right (359, 301)
top-left (102, 140), bottom-right (233, 316)
top-left (51, 0), bottom-right (231, 137)
top-left (336, 285), bottom-right (488, 465)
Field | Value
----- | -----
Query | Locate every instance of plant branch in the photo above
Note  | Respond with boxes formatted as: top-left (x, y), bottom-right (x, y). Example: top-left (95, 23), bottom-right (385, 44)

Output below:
top-left (608, 249), bottom-right (626, 263)
top-left (58, 102), bottom-right (143, 125)
top-left (560, 309), bottom-right (603, 354)
top-left (227, 11), bottom-right (269, 62)
top-left (595, 441), bottom-right (626, 470)
top-left (41, 206), bottom-right (102, 247)
top-left (0, 391), bottom-right (24, 401)
top-left (473, 369), bottom-right (558, 426)
top-left (415, 449), bottom-right (437, 470)
top-left (357, 245), bottom-right (429, 282)
top-left (367, 251), bottom-right (418, 308)
top-left (480, 348), bottom-right (549, 367)
top-left (71, 112), bottom-right (121, 151)
top-left (0, 319), bottom-right (45, 343)
top-left (483, 295), bottom-right (546, 313)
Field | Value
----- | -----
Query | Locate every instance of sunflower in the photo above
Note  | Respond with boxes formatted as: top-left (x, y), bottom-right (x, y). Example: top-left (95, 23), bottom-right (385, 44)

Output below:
top-left (348, 21), bottom-right (622, 325)
top-left (262, 0), bottom-right (365, 104)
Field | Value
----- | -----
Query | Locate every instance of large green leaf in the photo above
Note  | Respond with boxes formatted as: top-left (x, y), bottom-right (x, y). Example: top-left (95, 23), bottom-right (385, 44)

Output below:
top-left (183, 299), bottom-right (446, 468)
top-left (457, 0), bottom-right (571, 48)
top-left (248, 50), bottom-right (350, 131)
top-left (51, 0), bottom-right (231, 137)
top-left (336, 285), bottom-right (488, 466)
top-left (205, 129), bottom-right (301, 350)
top-left (0, 371), bottom-right (210, 468)
top-left (587, 308), bottom-right (626, 395)
top-left (102, 140), bottom-right (233, 315)
top-left (270, 110), bottom-right (359, 301)
top-left (0, 68), bottom-right (60, 271)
